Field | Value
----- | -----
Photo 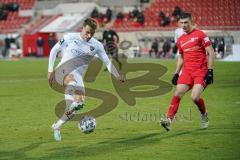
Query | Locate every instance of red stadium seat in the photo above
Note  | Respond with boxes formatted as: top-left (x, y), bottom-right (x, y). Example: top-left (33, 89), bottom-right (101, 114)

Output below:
top-left (112, 0), bottom-right (240, 31)
top-left (0, 0), bottom-right (35, 33)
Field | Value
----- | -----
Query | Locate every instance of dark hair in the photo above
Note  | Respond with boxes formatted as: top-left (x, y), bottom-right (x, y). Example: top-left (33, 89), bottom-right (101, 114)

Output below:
top-left (180, 12), bottom-right (192, 20)
top-left (83, 17), bottom-right (98, 31)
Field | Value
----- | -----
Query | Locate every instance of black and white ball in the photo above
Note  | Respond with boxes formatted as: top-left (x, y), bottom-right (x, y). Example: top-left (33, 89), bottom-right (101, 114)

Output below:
top-left (78, 116), bottom-right (96, 134)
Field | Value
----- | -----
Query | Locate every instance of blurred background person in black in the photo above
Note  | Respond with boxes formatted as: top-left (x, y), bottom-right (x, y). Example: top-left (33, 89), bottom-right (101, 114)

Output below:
top-left (102, 23), bottom-right (122, 70)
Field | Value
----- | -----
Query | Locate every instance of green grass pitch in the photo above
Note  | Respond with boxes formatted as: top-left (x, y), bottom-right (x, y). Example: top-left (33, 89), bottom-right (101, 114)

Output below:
top-left (0, 58), bottom-right (239, 160)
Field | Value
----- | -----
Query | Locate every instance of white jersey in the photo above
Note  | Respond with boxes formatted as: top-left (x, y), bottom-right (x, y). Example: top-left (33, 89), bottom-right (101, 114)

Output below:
top-left (48, 33), bottom-right (119, 78)
top-left (174, 28), bottom-right (185, 43)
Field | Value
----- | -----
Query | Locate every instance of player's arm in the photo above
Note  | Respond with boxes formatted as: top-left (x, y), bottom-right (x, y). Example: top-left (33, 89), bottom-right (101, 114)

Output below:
top-left (204, 45), bottom-right (215, 84)
top-left (201, 31), bottom-right (215, 84)
top-left (48, 41), bottom-right (64, 84)
top-left (113, 31), bottom-right (119, 43)
top-left (175, 53), bottom-right (184, 74)
top-left (171, 39), bottom-right (184, 85)
top-left (97, 43), bottom-right (125, 82)
top-left (113, 35), bottom-right (118, 47)
top-left (113, 32), bottom-right (119, 48)
top-left (205, 45), bottom-right (215, 70)
top-left (110, 31), bottom-right (119, 49)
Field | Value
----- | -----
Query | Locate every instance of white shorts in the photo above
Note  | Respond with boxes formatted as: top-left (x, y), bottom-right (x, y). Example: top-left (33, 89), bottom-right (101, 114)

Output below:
top-left (54, 68), bottom-right (85, 97)
top-left (54, 66), bottom-right (86, 88)
top-left (70, 69), bottom-right (85, 87)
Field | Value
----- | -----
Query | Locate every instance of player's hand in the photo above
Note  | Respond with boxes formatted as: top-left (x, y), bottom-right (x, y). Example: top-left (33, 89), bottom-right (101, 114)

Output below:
top-left (114, 42), bottom-right (118, 48)
top-left (117, 74), bottom-right (125, 82)
top-left (48, 72), bottom-right (54, 85)
top-left (204, 69), bottom-right (213, 84)
top-left (171, 73), bottom-right (179, 85)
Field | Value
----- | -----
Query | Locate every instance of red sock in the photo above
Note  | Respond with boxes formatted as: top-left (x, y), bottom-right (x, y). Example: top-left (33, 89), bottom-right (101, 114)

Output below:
top-left (167, 96), bottom-right (181, 120)
top-left (194, 98), bottom-right (206, 115)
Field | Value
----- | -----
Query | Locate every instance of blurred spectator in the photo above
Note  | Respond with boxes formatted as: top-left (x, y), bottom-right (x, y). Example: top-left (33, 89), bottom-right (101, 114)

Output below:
top-left (9, 2), bottom-right (19, 12)
top-left (159, 11), bottom-right (170, 26)
top-left (172, 6), bottom-right (182, 20)
top-left (116, 12), bottom-right (124, 20)
top-left (37, 37), bottom-right (44, 57)
top-left (9, 41), bottom-right (18, 58)
top-left (162, 39), bottom-right (171, 58)
top-left (159, 11), bottom-right (165, 19)
top-left (48, 33), bottom-right (56, 49)
top-left (217, 40), bottom-right (225, 58)
top-left (137, 11), bottom-right (145, 24)
top-left (0, 2), bottom-right (19, 20)
top-left (149, 39), bottom-right (159, 58)
top-left (102, 24), bottom-right (122, 70)
top-left (211, 38), bottom-right (217, 52)
top-left (132, 45), bottom-right (140, 57)
top-left (91, 7), bottom-right (99, 18)
top-left (105, 7), bottom-right (112, 22)
top-left (130, 6), bottom-right (140, 19)
top-left (0, 40), bottom-right (4, 58)
top-left (4, 35), bottom-right (11, 57)
top-left (98, 12), bottom-right (104, 19)
top-left (172, 43), bottom-right (178, 58)
top-left (10, 35), bottom-right (15, 44)
top-left (0, 9), bottom-right (8, 20)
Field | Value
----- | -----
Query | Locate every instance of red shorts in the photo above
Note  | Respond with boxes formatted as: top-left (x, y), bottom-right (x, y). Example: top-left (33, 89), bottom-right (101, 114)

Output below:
top-left (178, 69), bottom-right (208, 88)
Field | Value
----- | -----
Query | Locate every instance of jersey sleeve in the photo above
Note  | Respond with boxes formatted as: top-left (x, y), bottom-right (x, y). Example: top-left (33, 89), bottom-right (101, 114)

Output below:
top-left (199, 30), bottom-right (212, 48)
top-left (58, 34), bottom-right (70, 48)
top-left (96, 42), bottom-right (120, 78)
top-left (48, 43), bottom-right (62, 72)
top-left (48, 34), bottom-right (69, 72)
top-left (177, 38), bottom-right (183, 54)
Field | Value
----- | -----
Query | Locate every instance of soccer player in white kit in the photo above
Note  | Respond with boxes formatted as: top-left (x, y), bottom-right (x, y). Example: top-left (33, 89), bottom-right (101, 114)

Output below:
top-left (48, 18), bottom-right (125, 141)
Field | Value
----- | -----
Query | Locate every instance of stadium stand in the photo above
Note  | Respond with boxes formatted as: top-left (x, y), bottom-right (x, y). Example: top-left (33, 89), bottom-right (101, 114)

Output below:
top-left (0, 0), bottom-right (239, 59)
top-left (112, 0), bottom-right (240, 31)
top-left (0, 0), bottom-right (35, 33)
top-left (24, 14), bottom-right (62, 35)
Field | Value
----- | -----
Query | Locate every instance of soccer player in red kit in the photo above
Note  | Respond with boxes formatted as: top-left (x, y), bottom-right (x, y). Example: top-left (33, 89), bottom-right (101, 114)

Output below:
top-left (160, 12), bottom-right (215, 131)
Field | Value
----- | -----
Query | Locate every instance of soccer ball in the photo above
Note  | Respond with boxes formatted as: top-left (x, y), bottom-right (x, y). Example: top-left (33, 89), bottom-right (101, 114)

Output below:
top-left (78, 116), bottom-right (96, 134)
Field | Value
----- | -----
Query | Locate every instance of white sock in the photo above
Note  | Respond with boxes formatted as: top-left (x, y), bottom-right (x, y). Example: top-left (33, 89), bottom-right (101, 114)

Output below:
top-left (54, 119), bottom-right (65, 130)
top-left (168, 118), bottom-right (172, 124)
top-left (65, 94), bottom-right (74, 101)
top-left (72, 101), bottom-right (84, 107)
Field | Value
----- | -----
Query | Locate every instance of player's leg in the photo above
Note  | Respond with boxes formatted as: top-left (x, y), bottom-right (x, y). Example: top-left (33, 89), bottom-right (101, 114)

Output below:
top-left (160, 70), bottom-right (193, 131)
top-left (160, 84), bottom-right (190, 131)
top-left (51, 74), bottom-right (76, 141)
top-left (168, 84), bottom-right (190, 120)
top-left (191, 84), bottom-right (209, 128)
top-left (192, 69), bottom-right (209, 128)
top-left (191, 84), bottom-right (206, 114)
top-left (62, 74), bottom-right (85, 121)
top-left (52, 73), bottom-right (85, 141)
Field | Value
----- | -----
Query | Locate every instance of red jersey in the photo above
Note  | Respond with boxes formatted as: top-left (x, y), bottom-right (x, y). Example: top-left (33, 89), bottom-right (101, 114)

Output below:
top-left (177, 29), bottom-right (211, 70)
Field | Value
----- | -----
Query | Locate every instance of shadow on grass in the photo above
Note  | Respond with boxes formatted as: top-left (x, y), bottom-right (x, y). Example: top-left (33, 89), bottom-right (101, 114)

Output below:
top-left (38, 127), bottom-right (240, 159)
top-left (0, 141), bottom-right (50, 160)
top-left (1, 127), bottom-right (239, 160)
